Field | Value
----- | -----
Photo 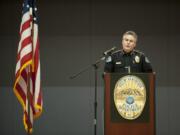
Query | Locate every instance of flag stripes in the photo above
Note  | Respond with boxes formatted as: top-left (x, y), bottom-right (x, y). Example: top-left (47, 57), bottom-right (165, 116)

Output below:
top-left (13, 0), bottom-right (42, 133)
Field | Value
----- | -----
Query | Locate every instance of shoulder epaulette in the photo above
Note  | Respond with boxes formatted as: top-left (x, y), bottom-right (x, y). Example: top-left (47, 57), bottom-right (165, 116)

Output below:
top-left (134, 49), bottom-right (144, 55)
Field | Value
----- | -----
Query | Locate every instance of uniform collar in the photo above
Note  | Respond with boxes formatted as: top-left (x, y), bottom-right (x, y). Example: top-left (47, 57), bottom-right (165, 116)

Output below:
top-left (122, 50), bottom-right (135, 56)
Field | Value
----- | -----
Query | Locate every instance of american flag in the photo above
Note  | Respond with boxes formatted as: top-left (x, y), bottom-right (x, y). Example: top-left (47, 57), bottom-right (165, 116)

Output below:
top-left (13, 0), bottom-right (42, 133)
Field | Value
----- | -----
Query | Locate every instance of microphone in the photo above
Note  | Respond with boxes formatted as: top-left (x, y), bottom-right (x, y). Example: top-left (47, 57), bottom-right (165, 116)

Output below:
top-left (103, 46), bottom-right (117, 55)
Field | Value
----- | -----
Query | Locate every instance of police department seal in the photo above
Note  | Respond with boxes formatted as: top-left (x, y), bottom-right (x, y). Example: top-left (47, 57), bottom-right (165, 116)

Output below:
top-left (114, 75), bottom-right (146, 120)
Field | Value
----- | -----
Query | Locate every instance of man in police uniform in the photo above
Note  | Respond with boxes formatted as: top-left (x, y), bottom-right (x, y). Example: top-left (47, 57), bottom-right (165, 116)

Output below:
top-left (104, 31), bottom-right (153, 73)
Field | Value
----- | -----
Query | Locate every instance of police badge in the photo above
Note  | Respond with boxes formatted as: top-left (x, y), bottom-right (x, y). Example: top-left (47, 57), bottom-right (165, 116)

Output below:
top-left (135, 55), bottom-right (140, 63)
top-left (114, 75), bottom-right (146, 120)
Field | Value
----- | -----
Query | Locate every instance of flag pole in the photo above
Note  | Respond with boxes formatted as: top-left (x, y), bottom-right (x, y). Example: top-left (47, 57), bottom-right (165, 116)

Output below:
top-left (27, 65), bottom-right (31, 135)
top-left (27, 5), bottom-right (33, 134)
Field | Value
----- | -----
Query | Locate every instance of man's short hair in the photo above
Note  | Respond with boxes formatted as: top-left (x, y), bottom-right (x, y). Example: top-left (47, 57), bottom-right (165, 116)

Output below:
top-left (123, 31), bottom-right (138, 42)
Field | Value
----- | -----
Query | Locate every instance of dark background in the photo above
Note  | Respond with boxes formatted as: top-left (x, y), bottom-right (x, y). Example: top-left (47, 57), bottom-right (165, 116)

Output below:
top-left (0, 0), bottom-right (180, 135)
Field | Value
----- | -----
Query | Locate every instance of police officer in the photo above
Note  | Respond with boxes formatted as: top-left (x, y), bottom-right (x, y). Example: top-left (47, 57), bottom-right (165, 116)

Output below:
top-left (104, 31), bottom-right (153, 73)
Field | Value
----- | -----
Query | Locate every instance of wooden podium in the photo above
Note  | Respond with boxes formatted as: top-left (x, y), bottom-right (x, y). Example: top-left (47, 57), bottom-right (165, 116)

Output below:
top-left (104, 73), bottom-right (155, 135)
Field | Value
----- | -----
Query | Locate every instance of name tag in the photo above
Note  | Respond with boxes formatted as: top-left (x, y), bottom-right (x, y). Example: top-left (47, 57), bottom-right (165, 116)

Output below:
top-left (116, 61), bottom-right (122, 65)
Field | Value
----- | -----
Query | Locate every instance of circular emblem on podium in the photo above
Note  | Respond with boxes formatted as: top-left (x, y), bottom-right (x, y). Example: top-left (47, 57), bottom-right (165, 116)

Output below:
top-left (114, 75), bottom-right (146, 120)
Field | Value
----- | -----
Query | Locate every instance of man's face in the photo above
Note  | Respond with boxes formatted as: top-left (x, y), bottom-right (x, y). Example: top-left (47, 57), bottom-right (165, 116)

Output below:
top-left (122, 34), bottom-right (136, 53)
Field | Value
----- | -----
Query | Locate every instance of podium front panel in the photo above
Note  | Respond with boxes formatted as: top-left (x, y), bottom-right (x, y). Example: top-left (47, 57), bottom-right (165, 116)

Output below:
top-left (104, 73), bottom-right (155, 135)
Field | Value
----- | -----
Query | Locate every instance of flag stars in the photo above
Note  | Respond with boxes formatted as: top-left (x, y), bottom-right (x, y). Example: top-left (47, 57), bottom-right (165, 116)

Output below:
top-left (26, 4), bottom-right (30, 9)
top-left (34, 7), bottom-right (37, 11)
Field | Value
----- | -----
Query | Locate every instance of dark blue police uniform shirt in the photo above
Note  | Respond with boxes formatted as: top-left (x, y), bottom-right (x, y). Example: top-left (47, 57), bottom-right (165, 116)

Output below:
top-left (104, 49), bottom-right (153, 73)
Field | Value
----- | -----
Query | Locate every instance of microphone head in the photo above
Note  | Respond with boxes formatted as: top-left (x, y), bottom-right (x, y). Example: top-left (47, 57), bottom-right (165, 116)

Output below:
top-left (103, 46), bottom-right (117, 55)
top-left (111, 46), bottom-right (117, 51)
